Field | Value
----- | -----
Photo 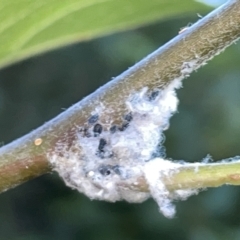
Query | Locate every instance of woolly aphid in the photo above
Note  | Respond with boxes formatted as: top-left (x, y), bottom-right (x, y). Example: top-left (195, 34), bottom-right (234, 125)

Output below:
top-left (49, 68), bottom-right (201, 218)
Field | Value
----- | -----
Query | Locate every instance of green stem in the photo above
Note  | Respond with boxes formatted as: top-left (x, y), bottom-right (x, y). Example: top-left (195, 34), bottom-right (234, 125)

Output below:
top-left (135, 158), bottom-right (240, 192)
top-left (0, 0), bottom-right (240, 193)
top-left (165, 159), bottom-right (240, 191)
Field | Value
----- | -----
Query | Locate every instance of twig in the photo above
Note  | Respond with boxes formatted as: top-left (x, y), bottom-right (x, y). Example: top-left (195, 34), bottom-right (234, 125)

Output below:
top-left (137, 157), bottom-right (240, 192)
top-left (0, 0), bottom-right (240, 193)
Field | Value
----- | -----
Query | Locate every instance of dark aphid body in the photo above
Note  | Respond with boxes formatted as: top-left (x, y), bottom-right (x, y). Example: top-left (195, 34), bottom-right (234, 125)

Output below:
top-left (118, 122), bottom-right (129, 131)
top-left (110, 125), bottom-right (117, 134)
top-left (98, 138), bottom-right (107, 152)
top-left (124, 112), bottom-right (133, 122)
top-left (96, 138), bottom-right (114, 159)
top-left (98, 165), bottom-right (112, 176)
top-left (93, 123), bottom-right (102, 136)
top-left (88, 114), bottom-right (99, 124)
top-left (118, 112), bottom-right (133, 131)
top-left (149, 90), bottom-right (159, 101)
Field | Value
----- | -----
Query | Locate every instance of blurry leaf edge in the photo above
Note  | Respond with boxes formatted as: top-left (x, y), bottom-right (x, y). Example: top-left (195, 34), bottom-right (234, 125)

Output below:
top-left (0, 0), bottom-right (210, 69)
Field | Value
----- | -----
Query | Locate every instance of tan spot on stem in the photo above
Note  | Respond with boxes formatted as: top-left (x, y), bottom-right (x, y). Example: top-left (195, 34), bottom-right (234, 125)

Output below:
top-left (34, 138), bottom-right (43, 146)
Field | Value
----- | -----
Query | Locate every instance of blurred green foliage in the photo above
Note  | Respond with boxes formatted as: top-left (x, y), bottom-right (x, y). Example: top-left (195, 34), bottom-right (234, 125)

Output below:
top-left (0, 0), bottom-right (207, 69)
top-left (0, 7), bottom-right (240, 240)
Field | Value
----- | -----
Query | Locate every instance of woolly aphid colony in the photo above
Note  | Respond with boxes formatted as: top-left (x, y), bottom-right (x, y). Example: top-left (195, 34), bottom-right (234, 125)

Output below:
top-left (46, 1), bottom-right (240, 217)
top-left (49, 75), bottom-right (198, 218)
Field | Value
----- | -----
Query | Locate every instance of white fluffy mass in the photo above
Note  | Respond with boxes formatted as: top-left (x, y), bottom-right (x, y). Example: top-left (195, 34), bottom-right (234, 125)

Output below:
top-left (49, 63), bottom-right (200, 218)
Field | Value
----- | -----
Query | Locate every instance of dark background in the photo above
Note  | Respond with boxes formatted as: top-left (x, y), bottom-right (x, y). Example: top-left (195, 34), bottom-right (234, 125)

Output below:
top-left (0, 6), bottom-right (240, 240)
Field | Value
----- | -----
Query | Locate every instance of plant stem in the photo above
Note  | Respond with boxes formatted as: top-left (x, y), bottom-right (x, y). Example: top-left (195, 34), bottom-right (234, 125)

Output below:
top-left (0, 0), bottom-right (240, 193)
top-left (165, 160), bottom-right (240, 191)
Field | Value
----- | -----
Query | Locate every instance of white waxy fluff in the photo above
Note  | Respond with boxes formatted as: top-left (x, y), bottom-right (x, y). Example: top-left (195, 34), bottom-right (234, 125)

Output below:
top-left (49, 61), bottom-right (201, 217)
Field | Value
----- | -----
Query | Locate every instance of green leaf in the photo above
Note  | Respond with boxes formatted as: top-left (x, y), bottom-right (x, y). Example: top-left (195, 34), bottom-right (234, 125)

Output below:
top-left (0, 0), bottom-right (208, 69)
